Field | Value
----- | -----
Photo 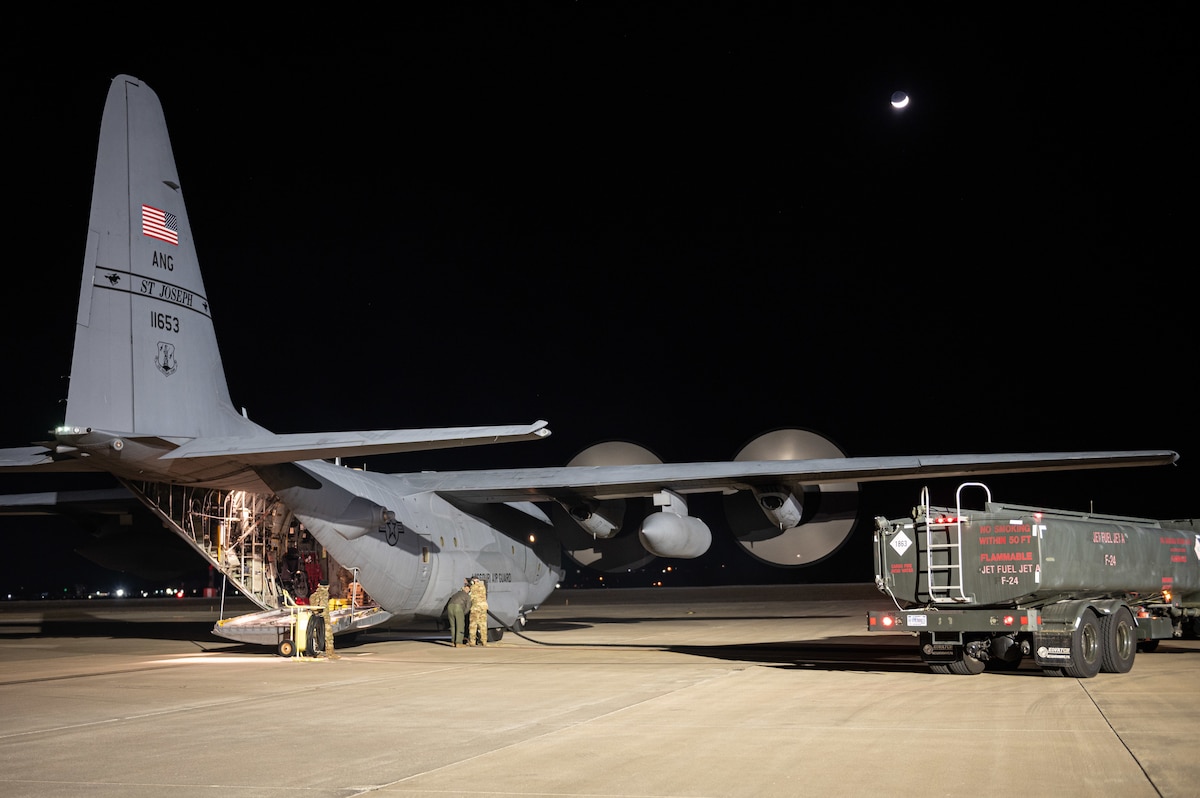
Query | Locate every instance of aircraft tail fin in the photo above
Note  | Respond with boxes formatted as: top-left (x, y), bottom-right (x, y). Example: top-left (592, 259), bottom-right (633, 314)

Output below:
top-left (38, 75), bottom-right (550, 487)
top-left (64, 75), bottom-right (251, 441)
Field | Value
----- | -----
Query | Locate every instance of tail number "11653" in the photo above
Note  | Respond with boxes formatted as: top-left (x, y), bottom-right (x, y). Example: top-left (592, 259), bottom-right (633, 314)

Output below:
top-left (151, 312), bottom-right (180, 333)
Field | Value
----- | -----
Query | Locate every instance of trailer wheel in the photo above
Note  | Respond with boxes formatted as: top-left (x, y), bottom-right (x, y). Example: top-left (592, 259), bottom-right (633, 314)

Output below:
top-left (277, 638), bottom-right (296, 658)
top-left (1065, 609), bottom-right (1103, 678)
top-left (947, 652), bottom-right (986, 675)
top-left (1100, 607), bottom-right (1136, 673)
top-left (1138, 639), bottom-right (1160, 653)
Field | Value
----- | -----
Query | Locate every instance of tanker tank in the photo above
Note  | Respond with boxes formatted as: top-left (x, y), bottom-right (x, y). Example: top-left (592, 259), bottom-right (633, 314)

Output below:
top-left (867, 482), bottom-right (1200, 677)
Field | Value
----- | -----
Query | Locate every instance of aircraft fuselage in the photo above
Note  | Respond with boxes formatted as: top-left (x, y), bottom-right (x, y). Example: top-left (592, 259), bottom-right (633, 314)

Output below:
top-left (265, 460), bottom-right (563, 627)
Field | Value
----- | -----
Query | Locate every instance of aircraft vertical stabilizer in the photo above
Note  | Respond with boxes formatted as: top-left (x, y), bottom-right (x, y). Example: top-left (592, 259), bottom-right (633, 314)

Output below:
top-left (65, 75), bottom-right (249, 440)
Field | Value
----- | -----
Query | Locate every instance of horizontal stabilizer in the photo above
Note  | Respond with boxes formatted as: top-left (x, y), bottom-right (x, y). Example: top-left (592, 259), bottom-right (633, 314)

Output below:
top-left (0, 446), bottom-right (56, 468)
top-left (0, 446), bottom-right (102, 474)
top-left (161, 420), bottom-right (552, 467)
top-left (0, 487), bottom-right (135, 515)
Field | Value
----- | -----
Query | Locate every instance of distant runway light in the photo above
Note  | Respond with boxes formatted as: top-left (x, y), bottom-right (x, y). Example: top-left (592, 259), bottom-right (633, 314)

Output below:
top-left (891, 91), bottom-right (910, 109)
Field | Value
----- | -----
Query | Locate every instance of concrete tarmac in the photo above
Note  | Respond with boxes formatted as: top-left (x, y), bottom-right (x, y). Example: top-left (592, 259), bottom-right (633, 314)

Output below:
top-left (1, 584), bottom-right (1197, 798)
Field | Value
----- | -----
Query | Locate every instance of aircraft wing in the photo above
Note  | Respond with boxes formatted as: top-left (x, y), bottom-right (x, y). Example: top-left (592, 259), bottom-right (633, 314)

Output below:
top-left (399, 449), bottom-right (1180, 503)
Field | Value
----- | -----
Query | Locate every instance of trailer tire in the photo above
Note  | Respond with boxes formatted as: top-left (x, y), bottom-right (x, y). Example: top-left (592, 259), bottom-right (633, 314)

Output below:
top-left (1065, 609), bottom-right (1103, 678)
top-left (1138, 639), bottom-right (1160, 653)
top-left (1100, 607), bottom-right (1136, 673)
top-left (277, 639), bottom-right (296, 658)
top-left (948, 652), bottom-right (986, 675)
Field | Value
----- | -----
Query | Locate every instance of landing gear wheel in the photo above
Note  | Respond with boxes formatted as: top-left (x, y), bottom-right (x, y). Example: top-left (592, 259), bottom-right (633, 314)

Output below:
top-left (1065, 609), bottom-right (1103, 678)
top-left (1100, 607), bottom-right (1136, 673)
top-left (277, 638), bottom-right (296, 658)
top-left (487, 627), bottom-right (504, 643)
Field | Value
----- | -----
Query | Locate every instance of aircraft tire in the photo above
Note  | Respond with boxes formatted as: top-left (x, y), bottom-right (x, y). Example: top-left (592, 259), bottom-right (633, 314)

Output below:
top-left (1100, 607), bottom-right (1136, 673)
top-left (487, 627), bottom-right (504, 643)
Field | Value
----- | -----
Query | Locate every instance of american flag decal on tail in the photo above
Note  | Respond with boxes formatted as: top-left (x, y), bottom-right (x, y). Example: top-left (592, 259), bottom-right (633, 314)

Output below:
top-left (142, 204), bottom-right (179, 245)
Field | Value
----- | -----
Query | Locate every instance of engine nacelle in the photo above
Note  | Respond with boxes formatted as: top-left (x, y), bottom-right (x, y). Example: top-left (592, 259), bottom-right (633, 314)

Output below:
top-left (725, 429), bottom-right (860, 567)
top-left (559, 499), bottom-right (625, 539)
top-left (556, 441), bottom-right (663, 573)
top-left (639, 512), bottom-right (712, 559)
top-left (752, 486), bottom-right (803, 530)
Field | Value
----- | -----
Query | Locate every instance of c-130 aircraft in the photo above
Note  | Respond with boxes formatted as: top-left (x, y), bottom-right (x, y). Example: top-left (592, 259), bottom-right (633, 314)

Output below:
top-left (0, 75), bottom-right (1179, 649)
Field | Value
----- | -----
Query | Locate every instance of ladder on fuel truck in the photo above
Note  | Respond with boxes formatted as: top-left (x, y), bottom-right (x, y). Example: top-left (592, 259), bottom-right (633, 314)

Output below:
top-left (918, 482), bottom-right (989, 603)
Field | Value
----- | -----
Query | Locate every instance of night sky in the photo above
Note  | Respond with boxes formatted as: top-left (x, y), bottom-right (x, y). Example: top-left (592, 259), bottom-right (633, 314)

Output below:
top-left (2, 8), bottom-right (1196, 595)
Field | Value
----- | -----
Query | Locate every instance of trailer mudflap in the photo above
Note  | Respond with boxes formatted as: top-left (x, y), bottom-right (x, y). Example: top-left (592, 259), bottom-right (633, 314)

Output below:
top-left (1030, 629), bottom-right (1075, 667)
top-left (918, 631), bottom-right (963, 663)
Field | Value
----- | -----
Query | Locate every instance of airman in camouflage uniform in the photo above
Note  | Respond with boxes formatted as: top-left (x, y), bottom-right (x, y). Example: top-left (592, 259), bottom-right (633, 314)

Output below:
top-left (446, 580), bottom-right (471, 647)
top-left (467, 577), bottom-right (489, 646)
top-left (309, 582), bottom-right (339, 659)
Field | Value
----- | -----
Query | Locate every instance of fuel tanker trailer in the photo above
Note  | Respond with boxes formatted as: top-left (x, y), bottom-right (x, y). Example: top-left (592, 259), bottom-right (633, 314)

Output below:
top-left (867, 482), bottom-right (1200, 676)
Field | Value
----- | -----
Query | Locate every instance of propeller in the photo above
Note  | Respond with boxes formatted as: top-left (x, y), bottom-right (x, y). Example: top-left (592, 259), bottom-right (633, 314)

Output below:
top-left (723, 429), bottom-right (859, 566)
top-left (554, 441), bottom-right (662, 573)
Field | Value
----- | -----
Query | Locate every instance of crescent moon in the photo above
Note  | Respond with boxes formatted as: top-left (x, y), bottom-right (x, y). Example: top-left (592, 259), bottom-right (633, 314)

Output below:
top-left (891, 91), bottom-right (910, 109)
